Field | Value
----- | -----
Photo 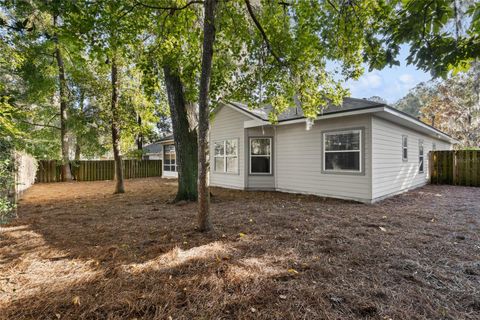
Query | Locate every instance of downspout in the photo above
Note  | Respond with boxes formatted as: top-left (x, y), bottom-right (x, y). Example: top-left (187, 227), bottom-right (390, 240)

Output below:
top-left (274, 126), bottom-right (278, 190)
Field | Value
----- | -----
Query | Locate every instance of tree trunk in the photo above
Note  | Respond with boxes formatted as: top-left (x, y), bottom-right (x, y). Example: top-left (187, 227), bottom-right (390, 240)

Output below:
top-left (53, 16), bottom-right (72, 182)
top-left (197, 0), bottom-right (217, 232)
top-left (163, 66), bottom-right (198, 202)
top-left (136, 114), bottom-right (143, 150)
top-left (110, 56), bottom-right (125, 194)
top-left (74, 143), bottom-right (81, 161)
top-left (75, 90), bottom-right (85, 162)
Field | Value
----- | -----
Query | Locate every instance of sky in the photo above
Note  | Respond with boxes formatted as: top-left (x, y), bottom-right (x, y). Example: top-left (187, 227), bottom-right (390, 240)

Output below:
top-left (343, 45), bottom-right (432, 104)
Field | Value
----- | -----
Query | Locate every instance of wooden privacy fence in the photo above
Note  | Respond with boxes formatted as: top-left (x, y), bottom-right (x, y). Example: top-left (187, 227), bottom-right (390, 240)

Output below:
top-left (430, 150), bottom-right (480, 186)
top-left (36, 160), bottom-right (162, 183)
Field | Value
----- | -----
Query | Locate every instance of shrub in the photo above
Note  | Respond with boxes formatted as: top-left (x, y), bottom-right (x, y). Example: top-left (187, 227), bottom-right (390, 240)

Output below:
top-left (0, 139), bottom-right (15, 224)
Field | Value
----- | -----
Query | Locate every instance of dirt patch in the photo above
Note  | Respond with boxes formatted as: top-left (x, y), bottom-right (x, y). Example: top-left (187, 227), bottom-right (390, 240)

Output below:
top-left (1, 178), bottom-right (479, 319)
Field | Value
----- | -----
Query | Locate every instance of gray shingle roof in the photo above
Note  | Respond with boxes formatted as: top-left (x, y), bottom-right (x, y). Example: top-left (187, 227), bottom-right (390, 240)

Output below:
top-left (159, 134), bottom-right (174, 142)
top-left (144, 134), bottom-right (174, 153)
top-left (143, 142), bottom-right (162, 154)
top-left (228, 97), bottom-right (384, 122)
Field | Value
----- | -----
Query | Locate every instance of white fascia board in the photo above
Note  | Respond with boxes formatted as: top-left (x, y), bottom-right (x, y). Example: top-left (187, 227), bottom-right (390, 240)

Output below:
top-left (224, 102), bottom-right (264, 121)
top-left (274, 107), bottom-right (386, 126)
top-left (236, 104), bottom-right (456, 144)
top-left (244, 119), bottom-right (269, 128)
top-left (383, 108), bottom-right (457, 144)
top-left (242, 107), bottom-right (385, 128)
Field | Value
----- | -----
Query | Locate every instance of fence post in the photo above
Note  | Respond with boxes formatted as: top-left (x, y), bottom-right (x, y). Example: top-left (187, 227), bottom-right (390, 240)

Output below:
top-left (452, 151), bottom-right (457, 186)
top-left (429, 151), bottom-right (433, 183)
top-left (473, 151), bottom-right (478, 187)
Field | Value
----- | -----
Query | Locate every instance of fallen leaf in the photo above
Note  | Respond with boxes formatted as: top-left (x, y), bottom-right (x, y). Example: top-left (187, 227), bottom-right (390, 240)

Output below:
top-left (379, 227), bottom-right (387, 232)
top-left (72, 296), bottom-right (81, 306)
top-left (239, 233), bottom-right (246, 238)
top-left (287, 268), bottom-right (299, 274)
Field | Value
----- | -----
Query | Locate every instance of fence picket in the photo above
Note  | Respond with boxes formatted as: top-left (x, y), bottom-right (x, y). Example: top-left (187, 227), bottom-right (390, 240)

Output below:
top-left (430, 150), bottom-right (480, 187)
top-left (36, 160), bottom-right (162, 183)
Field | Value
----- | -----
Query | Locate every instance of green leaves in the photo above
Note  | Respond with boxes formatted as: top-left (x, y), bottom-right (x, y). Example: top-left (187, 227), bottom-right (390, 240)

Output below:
top-left (217, 1), bottom-right (393, 120)
top-left (385, 0), bottom-right (479, 78)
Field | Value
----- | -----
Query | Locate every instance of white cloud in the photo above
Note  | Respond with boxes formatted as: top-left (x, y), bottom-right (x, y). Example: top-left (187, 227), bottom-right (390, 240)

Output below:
top-left (398, 73), bottom-right (415, 85)
top-left (361, 73), bottom-right (383, 88)
top-left (346, 72), bottom-right (383, 97)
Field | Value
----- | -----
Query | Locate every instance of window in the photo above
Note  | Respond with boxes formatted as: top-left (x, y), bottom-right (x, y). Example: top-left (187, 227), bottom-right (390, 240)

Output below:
top-left (419, 139), bottom-right (424, 173)
top-left (250, 137), bottom-right (272, 174)
top-left (402, 135), bottom-right (408, 161)
top-left (214, 139), bottom-right (238, 173)
top-left (163, 144), bottom-right (177, 172)
top-left (323, 129), bottom-right (362, 173)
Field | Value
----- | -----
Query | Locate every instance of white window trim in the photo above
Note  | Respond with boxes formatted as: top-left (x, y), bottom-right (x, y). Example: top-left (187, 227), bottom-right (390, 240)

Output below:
top-left (402, 135), bottom-right (408, 161)
top-left (322, 129), bottom-right (362, 174)
top-left (249, 137), bottom-right (272, 175)
top-left (419, 139), bottom-right (424, 173)
top-left (213, 139), bottom-right (239, 174)
top-left (163, 144), bottom-right (177, 172)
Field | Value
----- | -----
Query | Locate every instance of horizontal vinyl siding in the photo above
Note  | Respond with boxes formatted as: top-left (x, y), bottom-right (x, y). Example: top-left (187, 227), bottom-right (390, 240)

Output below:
top-left (371, 116), bottom-right (452, 200)
top-left (275, 115), bottom-right (372, 202)
top-left (210, 105), bottom-right (250, 189)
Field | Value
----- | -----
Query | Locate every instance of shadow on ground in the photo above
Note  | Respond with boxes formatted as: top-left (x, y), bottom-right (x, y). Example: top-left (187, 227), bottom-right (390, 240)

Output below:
top-left (1, 178), bottom-right (479, 319)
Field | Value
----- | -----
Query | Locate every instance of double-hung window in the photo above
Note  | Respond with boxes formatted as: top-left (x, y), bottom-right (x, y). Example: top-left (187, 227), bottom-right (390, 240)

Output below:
top-left (250, 137), bottom-right (272, 174)
top-left (163, 145), bottom-right (177, 172)
top-left (402, 135), bottom-right (408, 161)
top-left (323, 129), bottom-right (362, 173)
top-left (419, 139), bottom-right (424, 173)
top-left (214, 139), bottom-right (238, 173)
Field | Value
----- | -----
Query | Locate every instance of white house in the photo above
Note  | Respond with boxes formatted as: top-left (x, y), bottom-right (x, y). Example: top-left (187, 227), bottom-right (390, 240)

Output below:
top-left (209, 97), bottom-right (455, 203)
top-left (143, 134), bottom-right (178, 178)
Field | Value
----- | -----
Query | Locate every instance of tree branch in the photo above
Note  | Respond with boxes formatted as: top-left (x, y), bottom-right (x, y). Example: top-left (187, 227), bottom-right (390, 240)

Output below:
top-left (133, 0), bottom-right (203, 12)
top-left (326, 0), bottom-right (339, 13)
top-left (19, 120), bottom-right (61, 130)
top-left (244, 0), bottom-right (285, 66)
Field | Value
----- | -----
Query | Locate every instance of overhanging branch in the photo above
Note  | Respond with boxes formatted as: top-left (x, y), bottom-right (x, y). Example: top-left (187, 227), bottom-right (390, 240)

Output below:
top-left (244, 0), bottom-right (285, 66)
top-left (134, 0), bottom-right (203, 12)
top-left (19, 120), bottom-right (61, 130)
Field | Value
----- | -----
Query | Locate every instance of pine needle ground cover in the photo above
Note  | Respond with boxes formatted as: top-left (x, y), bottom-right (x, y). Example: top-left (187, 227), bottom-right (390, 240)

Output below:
top-left (1, 178), bottom-right (479, 319)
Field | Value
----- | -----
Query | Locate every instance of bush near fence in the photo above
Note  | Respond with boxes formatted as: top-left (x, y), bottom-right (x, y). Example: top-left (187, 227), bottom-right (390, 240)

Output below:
top-left (430, 150), bottom-right (480, 187)
top-left (0, 150), bottom-right (37, 224)
top-left (36, 160), bottom-right (162, 183)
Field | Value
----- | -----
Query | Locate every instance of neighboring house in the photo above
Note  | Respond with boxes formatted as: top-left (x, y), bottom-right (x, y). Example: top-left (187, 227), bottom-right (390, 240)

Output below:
top-left (209, 97), bottom-right (455, 203)
top-left (143, 134), bottom-right (178, 178)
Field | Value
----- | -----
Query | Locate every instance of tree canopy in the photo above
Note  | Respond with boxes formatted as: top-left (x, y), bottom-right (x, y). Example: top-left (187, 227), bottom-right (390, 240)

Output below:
top-left (1, 0), bottom-right (478, 228)
top-left (395, 62), bottom-right (480, 147)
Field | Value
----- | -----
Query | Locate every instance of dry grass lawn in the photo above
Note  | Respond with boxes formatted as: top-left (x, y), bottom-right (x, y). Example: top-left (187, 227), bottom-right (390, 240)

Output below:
top-left (1, 178), bottom-right (479, 319)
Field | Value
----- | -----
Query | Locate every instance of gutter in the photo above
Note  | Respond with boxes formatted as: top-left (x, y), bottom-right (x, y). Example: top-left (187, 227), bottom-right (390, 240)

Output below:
top-left (226, 101), bottom-right (456, 144)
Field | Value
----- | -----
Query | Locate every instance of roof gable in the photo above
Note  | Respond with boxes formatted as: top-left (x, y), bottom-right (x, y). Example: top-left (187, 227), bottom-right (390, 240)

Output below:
top-left (228, 97), bottom-right (384, 122)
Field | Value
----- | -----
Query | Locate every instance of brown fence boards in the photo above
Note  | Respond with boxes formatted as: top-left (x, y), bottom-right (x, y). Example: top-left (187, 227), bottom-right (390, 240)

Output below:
top-left (430, 150), bottom-right (480, 187)
top-left (36, 160), bottom-right (162, 183)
